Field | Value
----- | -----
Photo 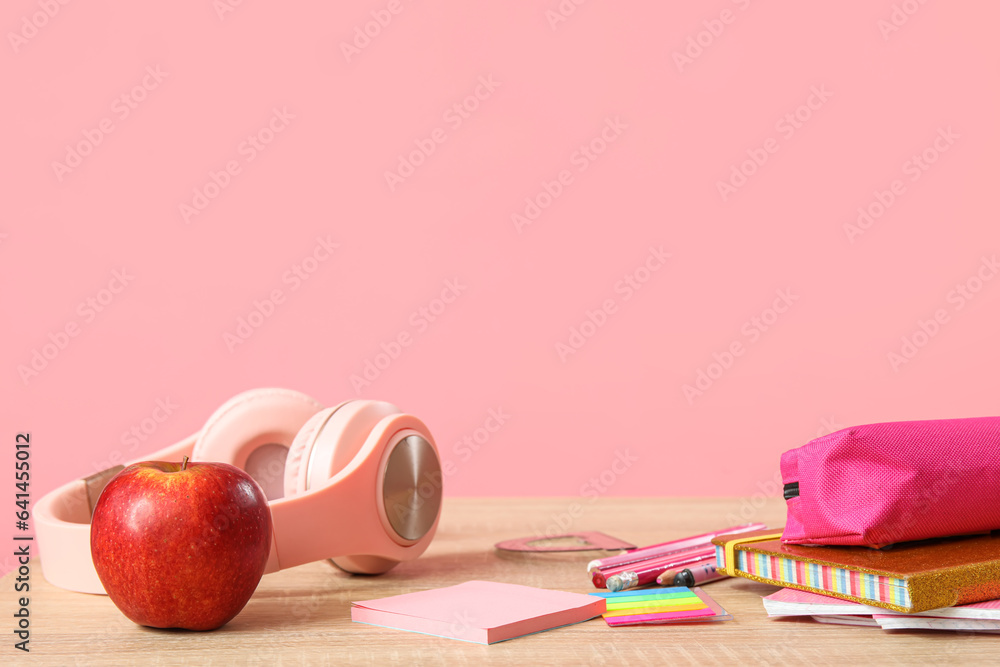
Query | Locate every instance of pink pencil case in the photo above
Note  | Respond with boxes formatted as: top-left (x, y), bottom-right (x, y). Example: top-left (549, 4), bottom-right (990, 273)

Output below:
top-left (781, 416), bottom-right (1000, 547)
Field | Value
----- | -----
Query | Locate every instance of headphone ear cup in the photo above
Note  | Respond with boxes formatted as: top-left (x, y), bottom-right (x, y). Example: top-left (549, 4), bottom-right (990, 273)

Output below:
top-left (282, 400), bottom-right (401, 498)
top-left (281, 400), bottom-right (412, 575)
top-left (192, 388), bottom-right (323, 500)
top-left (282, 408), bottom-right (331, 499)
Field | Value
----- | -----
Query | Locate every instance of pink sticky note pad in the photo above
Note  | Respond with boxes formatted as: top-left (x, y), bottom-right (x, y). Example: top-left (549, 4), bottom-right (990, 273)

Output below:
top-left (352, 581), bottom-right (606, 644)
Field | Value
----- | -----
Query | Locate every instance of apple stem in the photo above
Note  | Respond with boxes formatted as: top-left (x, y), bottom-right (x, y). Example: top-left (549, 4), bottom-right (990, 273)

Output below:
top-left (181, 455), bottom-right (189, 471)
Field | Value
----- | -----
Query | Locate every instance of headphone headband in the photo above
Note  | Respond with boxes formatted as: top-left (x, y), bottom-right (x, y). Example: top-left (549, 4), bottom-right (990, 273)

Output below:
top-left (35, 434), bottom-right (198, 594)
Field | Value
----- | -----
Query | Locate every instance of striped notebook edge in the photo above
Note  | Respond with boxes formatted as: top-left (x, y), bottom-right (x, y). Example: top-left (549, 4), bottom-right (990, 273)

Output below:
top-left (715, 544), bottom-right (913, 612)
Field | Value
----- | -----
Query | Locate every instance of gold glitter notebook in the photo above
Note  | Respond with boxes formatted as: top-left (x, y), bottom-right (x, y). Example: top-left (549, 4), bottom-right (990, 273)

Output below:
top-left (713, 529), bottom-right (1000, 613)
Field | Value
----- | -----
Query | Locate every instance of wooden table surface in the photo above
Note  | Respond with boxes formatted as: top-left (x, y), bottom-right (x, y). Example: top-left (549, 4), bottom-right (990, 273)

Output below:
top-left (5, 497), bottom-right (995, 666)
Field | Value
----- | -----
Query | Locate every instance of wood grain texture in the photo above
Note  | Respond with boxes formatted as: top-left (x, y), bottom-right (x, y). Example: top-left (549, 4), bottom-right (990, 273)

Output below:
top-left (5, 498), bottom-right (994, 666)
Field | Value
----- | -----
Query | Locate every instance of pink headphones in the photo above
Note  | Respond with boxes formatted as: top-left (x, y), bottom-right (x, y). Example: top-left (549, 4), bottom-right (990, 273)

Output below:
top-left (34, 388), bottom-right (444, 594)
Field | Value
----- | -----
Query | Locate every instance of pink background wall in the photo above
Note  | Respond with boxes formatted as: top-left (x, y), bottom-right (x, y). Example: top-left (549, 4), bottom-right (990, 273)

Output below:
top-left (5, 0), bottom-right (999, 537)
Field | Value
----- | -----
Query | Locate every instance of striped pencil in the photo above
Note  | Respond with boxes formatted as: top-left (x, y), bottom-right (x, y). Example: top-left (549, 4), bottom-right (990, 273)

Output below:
top-left (592, 545), bottom-right (717, 589)
top-left (587, 523), bottom-right (766, 575)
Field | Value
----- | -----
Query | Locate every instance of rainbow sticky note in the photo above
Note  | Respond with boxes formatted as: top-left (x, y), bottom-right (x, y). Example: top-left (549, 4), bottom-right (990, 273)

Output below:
top-left (590, 587), bottom-right (732, 626)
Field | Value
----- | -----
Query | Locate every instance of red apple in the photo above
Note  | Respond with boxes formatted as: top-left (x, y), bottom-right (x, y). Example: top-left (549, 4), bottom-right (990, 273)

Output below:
top-left (90, 459), bottom-right (272, 630)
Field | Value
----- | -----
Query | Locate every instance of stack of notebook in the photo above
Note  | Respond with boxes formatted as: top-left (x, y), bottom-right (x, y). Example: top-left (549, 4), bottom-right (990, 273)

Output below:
top-left (762, 588), bottom-right (1000, 633)
top-left (712, 529), bottom-right (1000, 614)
